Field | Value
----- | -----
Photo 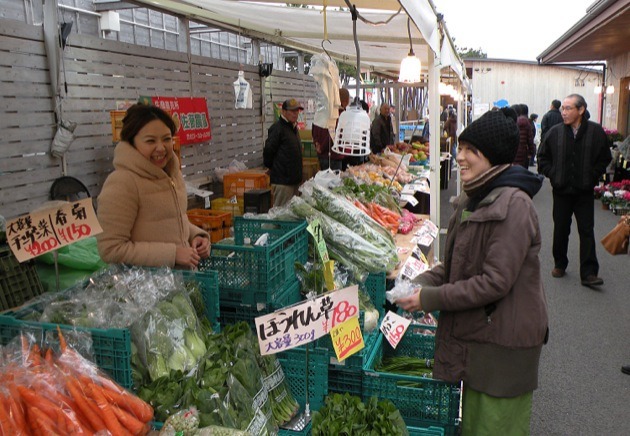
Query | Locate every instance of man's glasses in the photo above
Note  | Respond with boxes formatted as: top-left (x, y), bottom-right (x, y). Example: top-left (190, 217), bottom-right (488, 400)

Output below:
top-left (561, 106), bottom-right (576, 112)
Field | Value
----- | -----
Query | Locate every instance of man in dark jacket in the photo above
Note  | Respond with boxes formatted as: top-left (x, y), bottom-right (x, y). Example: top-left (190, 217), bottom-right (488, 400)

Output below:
top-left (537, 94), bottom-right (612, 287)
top-left (370, 103), bottom-right (394, 154)
top-left (540, 99), bottom-right (563, 141)
top-left (263, 98), bottom-right (304, 207)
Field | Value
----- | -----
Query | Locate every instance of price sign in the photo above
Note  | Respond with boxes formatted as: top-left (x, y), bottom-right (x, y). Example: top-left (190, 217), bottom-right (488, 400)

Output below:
top-left (323, 259), bottom-right (336, 291)
top-left (380, 311), bottom-right (411, 349)
top-left (6, 198), bottom-right (102, 262)
top-left (255, 285), bottom-right (359, 355)
top-left (330, 316), bottom-right (364, 361)
top-left (307, 219), bottom-right (329, 263)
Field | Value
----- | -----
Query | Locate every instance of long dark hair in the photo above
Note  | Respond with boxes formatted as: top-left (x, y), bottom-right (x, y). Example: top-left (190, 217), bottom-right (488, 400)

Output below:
top-left (120, 104), bottom-right (177, 146)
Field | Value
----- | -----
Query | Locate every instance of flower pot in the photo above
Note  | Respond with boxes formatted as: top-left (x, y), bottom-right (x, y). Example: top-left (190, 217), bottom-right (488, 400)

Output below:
top-left (602, 202), bottom-right (610, 210)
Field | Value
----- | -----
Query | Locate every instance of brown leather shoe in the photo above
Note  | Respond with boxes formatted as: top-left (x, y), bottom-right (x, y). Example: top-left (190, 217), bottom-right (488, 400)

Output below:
top-left (551, 268), bottom-right (565, 278)
top-left (581, 275), bottom-right (604, 287)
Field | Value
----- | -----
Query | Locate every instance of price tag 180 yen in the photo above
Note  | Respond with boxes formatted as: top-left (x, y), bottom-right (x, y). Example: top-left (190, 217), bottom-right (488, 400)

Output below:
top-left (380, 311), bottom-right (411, 349)
top-left (330, 316), bottom-right (364, 362)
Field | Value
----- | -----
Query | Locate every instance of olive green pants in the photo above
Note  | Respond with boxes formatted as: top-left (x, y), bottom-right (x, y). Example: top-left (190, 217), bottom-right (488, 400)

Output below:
top-left (271, 184), bottom-right (299, 208)
top-left (462, 386), bottom-right (533, 436)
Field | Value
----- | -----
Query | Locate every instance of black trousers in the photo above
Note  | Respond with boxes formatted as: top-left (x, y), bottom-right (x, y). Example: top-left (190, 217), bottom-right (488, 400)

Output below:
top-left (551, 191), bottom-right (599, 279)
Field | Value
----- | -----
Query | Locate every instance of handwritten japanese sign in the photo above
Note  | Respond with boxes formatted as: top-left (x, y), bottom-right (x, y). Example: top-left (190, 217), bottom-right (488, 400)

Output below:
top-left (255, 285), bottom-right (359, 356)
top-left (306, 219), bottom-right (329, 263)
top-left (380, 311), bottom-right (411, 349)
top-left (6, 198), bottom-right (102, 262)
top-left (330, 316), bottom-right (364, 361)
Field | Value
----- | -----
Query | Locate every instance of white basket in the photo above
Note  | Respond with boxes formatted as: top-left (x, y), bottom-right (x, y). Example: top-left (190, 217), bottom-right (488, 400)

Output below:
top-left (332, 106), bottom-right (371, 156)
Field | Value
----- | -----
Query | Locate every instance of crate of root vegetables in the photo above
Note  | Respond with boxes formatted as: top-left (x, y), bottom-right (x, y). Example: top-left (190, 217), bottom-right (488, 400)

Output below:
top-left (363, 326), bottom-right (461, 435)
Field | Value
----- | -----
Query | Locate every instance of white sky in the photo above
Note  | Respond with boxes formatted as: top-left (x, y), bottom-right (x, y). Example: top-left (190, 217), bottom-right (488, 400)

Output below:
top-left (432, 0), bottom-right (597, 61)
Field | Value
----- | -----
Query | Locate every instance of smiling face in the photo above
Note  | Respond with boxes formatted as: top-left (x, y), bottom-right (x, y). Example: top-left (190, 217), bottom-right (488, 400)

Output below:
top-left (133, 119), bottom-right (173, 169)
top-left (456, 142), bottom-right (492, 182)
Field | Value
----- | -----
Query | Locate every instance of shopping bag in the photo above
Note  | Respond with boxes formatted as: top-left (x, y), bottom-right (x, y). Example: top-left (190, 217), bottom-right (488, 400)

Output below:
top-left (600, 215), bottom-right (630, 255)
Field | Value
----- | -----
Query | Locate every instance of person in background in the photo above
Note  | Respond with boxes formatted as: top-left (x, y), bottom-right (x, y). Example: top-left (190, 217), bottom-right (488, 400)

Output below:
top-left (263, 98), bottom-right (304, 207)
top-left (396, 107), bottom-right (548, 435)
top-left (422, 115), bottom-right (430, 140)
top-left (313, 88), bottom-right (348, 171)
top-left (512, 104), bottom-right (535, 168)
top-left (97, 104), bottom-right (210, 268)
top-left (540, 99), bottom-right (563, 141)
top-left (443, 110), bottom-right (458, 163)
top-left (370, 102), bottom-right (394, 154)
top-left (529, 113), bottom-right (539, 166)
top-left (537, 93), bottom-right (612, 287)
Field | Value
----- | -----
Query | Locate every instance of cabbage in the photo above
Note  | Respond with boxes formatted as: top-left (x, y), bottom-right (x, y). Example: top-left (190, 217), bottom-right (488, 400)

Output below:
top-left (185, 328), bottom-right (207, 360)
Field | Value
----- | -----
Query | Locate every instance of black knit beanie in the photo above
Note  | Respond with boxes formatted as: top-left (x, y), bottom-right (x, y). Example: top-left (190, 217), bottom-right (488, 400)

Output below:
top-left (458, 107), bottom-right (519, 165)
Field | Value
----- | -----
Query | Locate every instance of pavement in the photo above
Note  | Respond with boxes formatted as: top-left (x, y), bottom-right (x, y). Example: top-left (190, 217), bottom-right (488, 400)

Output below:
top-left (437, 165), bottom-right (630, 435)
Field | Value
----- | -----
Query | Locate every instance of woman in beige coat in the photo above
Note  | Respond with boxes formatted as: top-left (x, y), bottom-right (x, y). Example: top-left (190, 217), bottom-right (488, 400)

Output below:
top-left (97, 104), bottom-right (209, 268)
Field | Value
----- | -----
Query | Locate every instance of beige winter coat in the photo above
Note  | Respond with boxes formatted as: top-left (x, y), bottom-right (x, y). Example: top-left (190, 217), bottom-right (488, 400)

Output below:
top-left (97, 141), bottom-right (207, 267)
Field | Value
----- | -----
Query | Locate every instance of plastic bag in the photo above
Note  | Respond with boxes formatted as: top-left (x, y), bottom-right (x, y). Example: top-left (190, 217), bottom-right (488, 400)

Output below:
top-left (50, 119), bottom-right (77, 157)
top-left (313, 168), bottom-right (343, 189)
top-left (386, 278), bottom-right (421, 304)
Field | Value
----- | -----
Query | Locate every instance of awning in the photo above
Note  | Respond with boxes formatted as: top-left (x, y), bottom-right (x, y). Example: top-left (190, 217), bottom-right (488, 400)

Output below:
top-left (537, 0), bottom-right (630, 64)
top-left (129, 0), bottom-right (466, 80)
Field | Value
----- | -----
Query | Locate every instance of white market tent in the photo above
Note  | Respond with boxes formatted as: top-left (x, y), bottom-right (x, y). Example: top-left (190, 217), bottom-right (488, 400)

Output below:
top-left (123, 0), bottom-right (470, 256)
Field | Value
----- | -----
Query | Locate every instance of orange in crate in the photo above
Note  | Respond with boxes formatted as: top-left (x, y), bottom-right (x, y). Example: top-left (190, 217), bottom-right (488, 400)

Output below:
top-left (223, 172), bottom-right (270, 200)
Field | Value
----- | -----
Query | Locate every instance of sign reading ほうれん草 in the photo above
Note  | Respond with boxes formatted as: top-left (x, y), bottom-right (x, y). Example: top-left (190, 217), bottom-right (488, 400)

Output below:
top-left (5, 198), bottom-right (102, 262)
top-left (255, 285), bottom-right (359, 356)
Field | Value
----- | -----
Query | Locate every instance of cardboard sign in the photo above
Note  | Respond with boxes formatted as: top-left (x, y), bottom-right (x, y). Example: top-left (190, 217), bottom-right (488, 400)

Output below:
top-left (6, 198), bottom-right (102, 262)
top-left (330, 316), bottom-right (364, 361)
top-left (139, 96), bottom-right (212, 145)
top-left (255, 285), bottom-right (359, 355)
top-left (307, 219), bottom-right (329, 263)
top-left (323, 260), bottom-right (336, 291)
top-left (380, 310), bottom-right (411, 349)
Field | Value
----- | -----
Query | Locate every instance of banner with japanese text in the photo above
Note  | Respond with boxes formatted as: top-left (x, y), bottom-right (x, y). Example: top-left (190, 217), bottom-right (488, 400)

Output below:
top-left (6, 198), bottom-right (102, 262)
top-left (140, 96), bottom-right (211, 145)
top-left (255, 285), bottom-right (359, 356)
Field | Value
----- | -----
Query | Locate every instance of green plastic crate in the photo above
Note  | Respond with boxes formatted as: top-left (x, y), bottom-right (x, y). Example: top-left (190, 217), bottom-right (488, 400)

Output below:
top-left (278, 344), bottom-right (329, 413)
top-left (363, 329), bottom-right (461, 435)
top-left (327, 365), bottom-right (363, 398)
top-left (219, 280), bottom-right (301, 329)
top-left (0, 245), bottom-right (45, 311)
top-left (302, 140), bottom-right (317, 158)
top-left (279, 420), bottom-right (312, 436)
top-left (407, 425), bottom-right (446, 436)
top-left (362, 272), bottom-right (386, 317)
top-left (205, 218), bottom-right (308, 306)
top-left (0, 268), bottom-right (220, 390)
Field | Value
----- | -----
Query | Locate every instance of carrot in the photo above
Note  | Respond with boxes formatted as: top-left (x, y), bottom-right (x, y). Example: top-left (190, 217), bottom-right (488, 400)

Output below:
top-left (84, 382), bottom-right (130, 436)
top-left (28, 406), bottom-right (61, 436)
top-left (111, 404), bottom-right (148, 435)
top-left (44, 347), bottom-right (55, 364)
top-left (16, 386), bottom-right (59, 421)
top-left (5, 392), bottom-right (26, 434)
top-left (66, 378), bottom-right (107, 432)
top-left (96, 377), bottom-right (153, 423)
top-left (0, 396), bottom-right (16, 435)
top-left (56, 408), bottom-right (68, 434)
top-left (56, 326), bottom-right (68, 353)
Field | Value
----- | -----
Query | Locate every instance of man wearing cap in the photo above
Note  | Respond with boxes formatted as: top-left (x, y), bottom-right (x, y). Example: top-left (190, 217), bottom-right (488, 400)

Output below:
top-left (537, 93), bottom-right (612, 287)
top-left (263, 98), bottom-right (304, 207)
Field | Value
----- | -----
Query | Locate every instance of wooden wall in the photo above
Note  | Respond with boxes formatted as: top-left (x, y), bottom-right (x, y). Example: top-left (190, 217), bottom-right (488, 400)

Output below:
top-left (0, 18), bottom-right (316, 219)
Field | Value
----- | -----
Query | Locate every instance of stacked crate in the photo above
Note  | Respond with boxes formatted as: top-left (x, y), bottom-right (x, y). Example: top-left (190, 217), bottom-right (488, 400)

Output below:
top-left (186, 209), bottom-right (232, 243)
top-left (0, 244), bottom-right (45, 312)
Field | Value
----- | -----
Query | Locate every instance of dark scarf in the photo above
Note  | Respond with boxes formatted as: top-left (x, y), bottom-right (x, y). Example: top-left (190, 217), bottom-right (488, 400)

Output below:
top-left (463, 164), bottom-right (543, 211)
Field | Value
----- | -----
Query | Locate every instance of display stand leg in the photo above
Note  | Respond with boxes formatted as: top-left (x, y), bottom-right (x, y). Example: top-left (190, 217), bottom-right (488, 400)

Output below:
top-left (53, 249), bottom-right (60, 292)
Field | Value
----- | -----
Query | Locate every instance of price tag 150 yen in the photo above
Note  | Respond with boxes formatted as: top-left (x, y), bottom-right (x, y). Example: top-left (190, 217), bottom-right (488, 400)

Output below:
top-left (307, 219), bottom-right (329, 263)
top-left (330, 316), bottom-right (364, 362)
top-left (380, 311), bottom-right (411, 349)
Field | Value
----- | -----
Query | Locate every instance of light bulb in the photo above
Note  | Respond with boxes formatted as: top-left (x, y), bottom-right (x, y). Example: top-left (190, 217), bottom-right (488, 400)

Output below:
top-left (594, 85), bottom-right (602, 94)
top-left (606, 85), bottom-right (614, 94)
top-left (399, 54), bottom-right (422, 83)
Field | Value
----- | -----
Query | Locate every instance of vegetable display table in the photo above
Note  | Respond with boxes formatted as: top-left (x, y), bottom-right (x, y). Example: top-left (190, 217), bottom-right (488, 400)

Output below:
top-left (387, 214), bottom-right (432, 280)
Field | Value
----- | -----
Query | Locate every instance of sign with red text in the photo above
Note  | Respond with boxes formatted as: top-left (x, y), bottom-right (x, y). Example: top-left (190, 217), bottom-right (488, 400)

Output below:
top-left (140, 96), bottom-right (211, 145)
top-left (380, 310), bottom-right (411, 349)
top-left (6, 198), bottom-right (102, 262)
top-left (330, 316), bottom-right (364, 361)
top-left (255, 285), bottom-right (359, 356)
